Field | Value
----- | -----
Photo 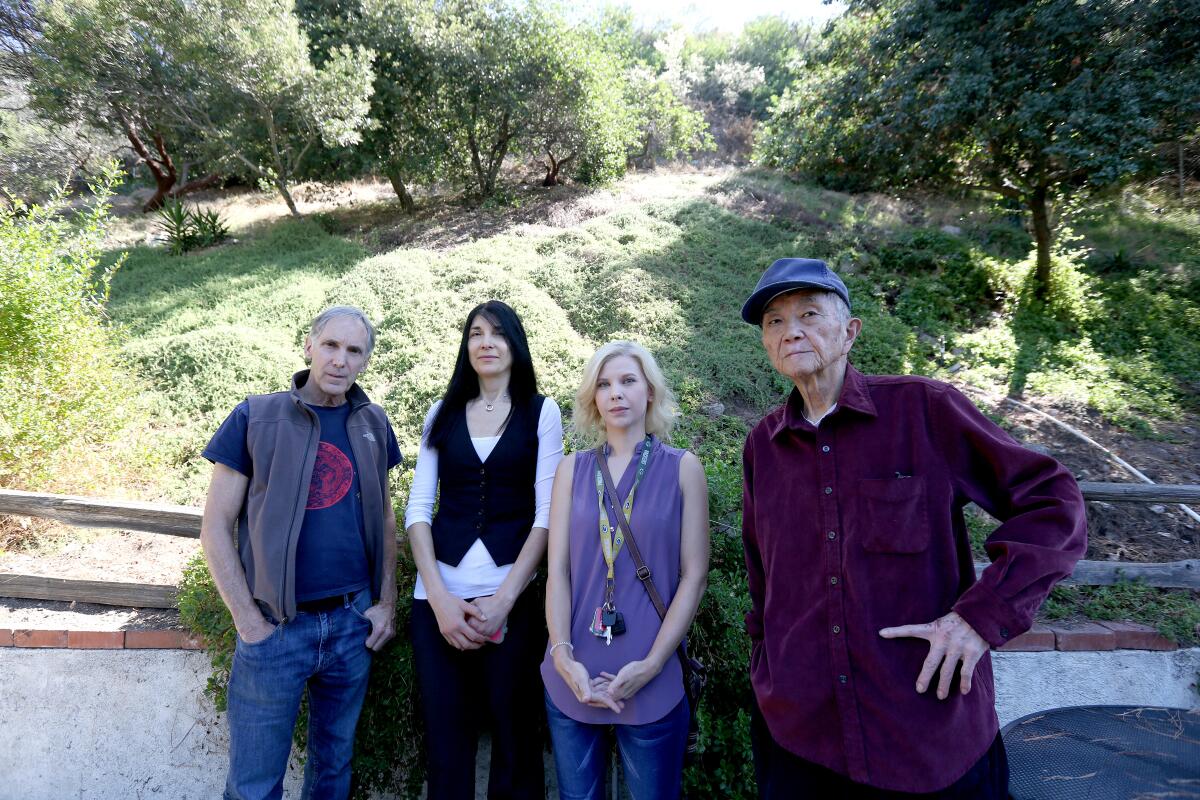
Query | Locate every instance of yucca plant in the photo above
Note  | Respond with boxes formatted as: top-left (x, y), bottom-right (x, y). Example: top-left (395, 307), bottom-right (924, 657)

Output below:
top-left (193, 208), bottom-right (230, 247)
top-left (155, 201), bottom-right (230, 254)
top-left (155, 199), bottom-right (197, 255)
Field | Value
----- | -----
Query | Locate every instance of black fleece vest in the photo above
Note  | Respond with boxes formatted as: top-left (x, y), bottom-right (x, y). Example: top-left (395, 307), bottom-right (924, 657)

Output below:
top-left (431, 395), bottom-right (545, 567)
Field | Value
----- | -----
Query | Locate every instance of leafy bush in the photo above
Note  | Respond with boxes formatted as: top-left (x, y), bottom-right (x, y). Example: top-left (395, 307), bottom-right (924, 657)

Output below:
top-left (0, 163), bottom-right (136, 486)
top-left (875, 230), bottom-right (997, 331)
top-left (155, 199), bottom-right (230, 255)
top-left (194, 208), bottom-right (231, 245)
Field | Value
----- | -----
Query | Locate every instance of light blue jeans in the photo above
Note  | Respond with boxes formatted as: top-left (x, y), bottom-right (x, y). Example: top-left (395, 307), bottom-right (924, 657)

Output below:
top-left (545, 690), bottom-right (689, 800)
top-left (223, 590), bottom-right (374, 800)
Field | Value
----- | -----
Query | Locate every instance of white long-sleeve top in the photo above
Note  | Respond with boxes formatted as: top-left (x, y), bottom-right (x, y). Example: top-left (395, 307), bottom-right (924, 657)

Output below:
top-left (405, 397), bottom-right (563, 600)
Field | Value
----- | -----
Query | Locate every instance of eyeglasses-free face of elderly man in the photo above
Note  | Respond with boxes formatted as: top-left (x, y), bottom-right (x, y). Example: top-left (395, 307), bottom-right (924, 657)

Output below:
top-left (759, 289), bottom-right (861, 426)
top-left (738, 258), bottom-right (1086, 798)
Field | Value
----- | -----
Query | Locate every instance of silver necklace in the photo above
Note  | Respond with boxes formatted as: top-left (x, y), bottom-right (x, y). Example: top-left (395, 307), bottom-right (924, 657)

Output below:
top-left (481, 393), bottom-right (509, 412)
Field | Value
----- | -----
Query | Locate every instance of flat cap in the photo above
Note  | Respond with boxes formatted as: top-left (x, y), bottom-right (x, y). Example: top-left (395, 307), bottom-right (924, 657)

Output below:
top-left (740, 258), bottom-right (851, 325)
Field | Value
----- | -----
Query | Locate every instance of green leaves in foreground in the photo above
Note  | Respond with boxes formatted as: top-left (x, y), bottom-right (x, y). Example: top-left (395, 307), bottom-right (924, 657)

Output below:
top-left (0, 163), bottom-right (136, 487)
top-left (178, 551), bottom-right (426, 799)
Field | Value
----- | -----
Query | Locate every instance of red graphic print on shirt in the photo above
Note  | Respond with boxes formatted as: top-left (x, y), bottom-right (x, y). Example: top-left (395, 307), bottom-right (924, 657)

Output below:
top-left (306, 441), bottom-right (354, 510)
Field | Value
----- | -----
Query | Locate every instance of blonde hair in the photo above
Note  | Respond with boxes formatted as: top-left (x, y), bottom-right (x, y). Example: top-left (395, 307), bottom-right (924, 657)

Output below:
top-left (573, 341), bottom-right (678, 445)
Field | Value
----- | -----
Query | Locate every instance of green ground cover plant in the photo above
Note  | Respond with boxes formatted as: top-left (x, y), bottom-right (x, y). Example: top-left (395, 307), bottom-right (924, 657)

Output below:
top-left (1042, 583), bottom-right (1200, 646)
top-left (131, 168), bottom-right (1198, 798)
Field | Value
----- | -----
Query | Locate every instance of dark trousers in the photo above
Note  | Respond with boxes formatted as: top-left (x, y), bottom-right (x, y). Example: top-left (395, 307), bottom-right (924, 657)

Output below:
top-left (411, 590), bottom-right (546, 800)
top-left (750, 703), bottom-right (1009, 799)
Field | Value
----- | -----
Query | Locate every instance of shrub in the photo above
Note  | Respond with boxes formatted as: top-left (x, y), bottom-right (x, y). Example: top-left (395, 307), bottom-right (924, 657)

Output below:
top-left (0, 163), bottom-right (136, 486)
top-left (670, 408), bottom-right (756, 798)
top-left (874, 230), bottom-right (997, 330)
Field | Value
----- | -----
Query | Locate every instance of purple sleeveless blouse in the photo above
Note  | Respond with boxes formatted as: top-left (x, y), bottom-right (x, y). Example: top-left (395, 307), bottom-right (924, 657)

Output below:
top-left (540, 436), bottom-right (686, 724)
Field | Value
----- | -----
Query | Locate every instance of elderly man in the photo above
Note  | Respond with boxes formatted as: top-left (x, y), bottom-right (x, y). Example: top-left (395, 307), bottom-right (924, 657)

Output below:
top-left (739, 259), bottom-right (1087, 797)
top-left (200, 306), bottom-right (403, 800)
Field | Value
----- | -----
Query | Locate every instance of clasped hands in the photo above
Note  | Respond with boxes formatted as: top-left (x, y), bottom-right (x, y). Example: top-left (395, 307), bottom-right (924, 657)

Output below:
top-left (879, 611), bottom-right (989, 699)
top-left (431, 591), bottom-right (509, 650)
top-left (553, 650), bottom-right (661, 713)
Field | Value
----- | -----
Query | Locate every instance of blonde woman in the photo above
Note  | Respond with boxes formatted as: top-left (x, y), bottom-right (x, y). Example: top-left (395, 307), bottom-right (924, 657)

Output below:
top-left (541, 341), bottom-right (709, 800)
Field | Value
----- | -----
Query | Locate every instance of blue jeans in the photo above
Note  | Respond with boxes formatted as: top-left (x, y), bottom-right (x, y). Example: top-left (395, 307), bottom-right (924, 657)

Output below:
top-left (545, 690), bottom-right (689, 800)
top-left (224, 590), bottom-right (374, 800)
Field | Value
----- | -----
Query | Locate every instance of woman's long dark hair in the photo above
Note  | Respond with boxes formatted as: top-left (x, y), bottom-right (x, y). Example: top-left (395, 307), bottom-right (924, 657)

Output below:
top-left (426, 300), bottom-right (539, 450)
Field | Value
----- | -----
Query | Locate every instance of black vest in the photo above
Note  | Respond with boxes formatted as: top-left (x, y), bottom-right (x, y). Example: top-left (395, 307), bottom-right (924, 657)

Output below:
top-left (431, 395), bottom-right (546, 567)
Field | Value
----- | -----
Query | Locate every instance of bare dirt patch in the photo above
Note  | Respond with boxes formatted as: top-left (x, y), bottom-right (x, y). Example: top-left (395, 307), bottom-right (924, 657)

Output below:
top-left (962, 388), bottom-right (1199, 563)
top-left (0, 597), bottom-right (183, 631)
top-left (0, 529), bottom-right (199, 631)
top-left (316, 167), bottom-right (731, 253)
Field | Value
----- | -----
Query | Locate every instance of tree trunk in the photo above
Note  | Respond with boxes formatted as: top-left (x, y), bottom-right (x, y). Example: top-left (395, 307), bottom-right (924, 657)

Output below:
top-left (485, 138), bottom-right (509, 198)
top-left (116, 109), bottom-right (177, 213)
top-left (467, 114), bottom-right (487, 199)
top-left (1029, 185), bottom-right (1053, 299)
top-left (167, 173), bottom-right (222, 200)
top-left (386, 170), bottom-right (415, 214)
top-left (142, 170), bottom-right (177, 213)
top-left (476, 112), bottom-right (512, 199)
top-left (277, 179), bottom-right (299, 217)
top-left (1180, 141), bottom-right (1186, 200)
top-left (543, 151), bottom-right (560, 186)
top-left (543, 150), bottom-right (577, 187)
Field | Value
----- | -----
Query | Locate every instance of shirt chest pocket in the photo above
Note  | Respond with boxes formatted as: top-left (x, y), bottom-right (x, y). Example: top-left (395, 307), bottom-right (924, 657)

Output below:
top-left (854, 476), bottom-right (930, 554)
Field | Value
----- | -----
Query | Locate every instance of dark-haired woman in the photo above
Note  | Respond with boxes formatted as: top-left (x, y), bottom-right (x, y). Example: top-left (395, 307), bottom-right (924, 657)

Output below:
top-left (405, 300), bottom-right (563, 800)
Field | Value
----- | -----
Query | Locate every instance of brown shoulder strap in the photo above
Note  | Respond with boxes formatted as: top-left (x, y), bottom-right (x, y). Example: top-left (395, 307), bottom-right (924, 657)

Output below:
top-left (594, 445), bottom-right (694, 683)
top-left (596, 446), bottom-right (668, 619)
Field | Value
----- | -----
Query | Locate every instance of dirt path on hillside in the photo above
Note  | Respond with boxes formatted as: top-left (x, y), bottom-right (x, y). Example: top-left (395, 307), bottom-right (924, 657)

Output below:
top-left (102, 167), bottom-right (733, 253)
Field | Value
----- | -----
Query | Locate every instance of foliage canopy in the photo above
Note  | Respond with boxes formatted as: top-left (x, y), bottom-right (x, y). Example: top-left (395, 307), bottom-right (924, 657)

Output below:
top-left (758, 0), bottom-right (1200, 294)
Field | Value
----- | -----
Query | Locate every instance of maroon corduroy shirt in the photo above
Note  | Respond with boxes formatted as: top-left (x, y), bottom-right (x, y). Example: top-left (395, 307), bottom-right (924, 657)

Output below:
top-left (742, 364), bottom-right (1086, 792)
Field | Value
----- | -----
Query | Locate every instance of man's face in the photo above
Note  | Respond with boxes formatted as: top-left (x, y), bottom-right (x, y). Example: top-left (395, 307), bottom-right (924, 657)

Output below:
top-left (760, 290), bottom-right (860, 382)
top-left (303, 316), bottom-right (371, 400)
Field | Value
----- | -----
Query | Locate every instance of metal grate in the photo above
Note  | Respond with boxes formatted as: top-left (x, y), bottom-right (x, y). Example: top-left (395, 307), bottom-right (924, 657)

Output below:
top-left (1002, 705), bottom-right (1200, 799)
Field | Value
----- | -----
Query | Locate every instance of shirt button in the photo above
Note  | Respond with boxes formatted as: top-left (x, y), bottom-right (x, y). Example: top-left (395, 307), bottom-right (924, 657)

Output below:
top-left (830, 576), bottom-right (838, 585)
top-left (832, 625), bottom-right (841, 634)
top-left (822, 445), bottom-right (830, 453)
top-left (479, 468), bottom-right (485, 475)
top-left (824, 487), bottom-right (833, 495)
top-left (838, 675), bottom-right (848, 684)
top-left (827, 531), bottom-right (836, 540)
top-left (475, 522), bottom-right (482, 529)
top-left (1000, 627), bottom-right (1010, 639)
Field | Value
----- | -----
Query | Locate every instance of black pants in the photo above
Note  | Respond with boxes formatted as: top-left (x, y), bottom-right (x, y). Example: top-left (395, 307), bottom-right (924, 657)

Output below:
top-left (750, 702), bottom-right (1009, 799)
top-left (411, 589), bottom-right (546, 800)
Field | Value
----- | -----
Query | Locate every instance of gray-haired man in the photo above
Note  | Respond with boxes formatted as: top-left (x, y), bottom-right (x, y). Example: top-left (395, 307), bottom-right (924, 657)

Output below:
top-left (200, 306), bottom-right (403, 800)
